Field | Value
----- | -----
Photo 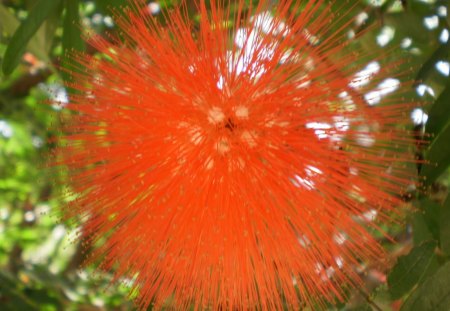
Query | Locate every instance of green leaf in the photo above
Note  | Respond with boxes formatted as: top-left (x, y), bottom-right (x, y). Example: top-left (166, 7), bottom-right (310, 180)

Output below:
top-left (0, 4), bottom-right (57, 69)
top-left (2, 0), bottom-right (63, 75)
top-left (448, 0), bottom-right (450, 28)
top-left (401, 261), bottom-right (450, 311)
top-left (0, 271), bottom-right (40, 310)
top-left (425, 79), bottom-right (450, 142)
top-left (440, 195), bottom-right (450, 255)
top-left (421, 78), bottom-right (450, 186)
top-left (421, 122), bottom-right (450, 186)
top-left (415, 42), bottom-right (450, 84)
top-left (415, 199), bottom-right (441, 243)
top-left (412, 213), bottom-right (434, 244)
top-left (0, 4), bottom-right (19, 35)
top-left (62, 0), bottom-right (84, 54)
top-left (96, 0), bottom-right (130, 15)
top-left (388, 241), bottom-right (437, 300)
top-left (42, 4), bottom-right (64, 52)
top-left (61, 0), bottom-right (84, 84)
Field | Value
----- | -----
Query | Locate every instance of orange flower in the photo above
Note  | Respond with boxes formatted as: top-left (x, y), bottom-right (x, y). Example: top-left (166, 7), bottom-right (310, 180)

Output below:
top-left (59, 0), bottom-right (417, 309)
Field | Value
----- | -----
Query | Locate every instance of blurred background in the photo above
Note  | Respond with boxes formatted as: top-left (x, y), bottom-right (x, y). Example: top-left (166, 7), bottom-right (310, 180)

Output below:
top-left (0, 0), bottom-right (449, 310)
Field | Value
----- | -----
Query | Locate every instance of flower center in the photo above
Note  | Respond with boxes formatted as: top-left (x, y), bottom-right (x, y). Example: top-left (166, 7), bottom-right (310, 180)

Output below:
top-left (224, 117), bottom-right (236, 132)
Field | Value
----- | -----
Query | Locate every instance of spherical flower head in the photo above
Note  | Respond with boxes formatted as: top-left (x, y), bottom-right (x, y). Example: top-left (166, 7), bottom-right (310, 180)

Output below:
top-left (59, 0), bottom-right (417, 309)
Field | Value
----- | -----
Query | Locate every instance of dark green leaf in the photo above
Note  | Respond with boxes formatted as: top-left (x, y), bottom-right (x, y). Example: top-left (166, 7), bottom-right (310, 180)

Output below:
top-left (61, 0), bottom-right (84, 84)
top-left (62, 0), bottom-right (84, 54)
top-left (421, 78), bottom-right (450, 185)
top-left (96, 0), bottom-right (130, 15)
top-left (415, 199), bottom-right (441, 242)
top-left (415, 42), bottom-right (450, 84)
top-left (421, 122), bottom-right (450, 186)
top-left (425, 79), bottom-right (450, 141)
top-left (0, 271), bottom-right (40, 310)
top-left (388, 241), bottom-right (437, 300)
top-left (440, 195), bottom-right (450, 255)
top-left (2, 0), bottom-right (63, 75)
top-left (409, 0), bottom-right (437, 15)
top-left (448, 1), bottom-right (450, 28)
top-left (401, 261), bottom-right (450, 311)
top-left (412, 213), bottom-right (434, 244)
top-left (40, 2), bottom-right (64, 54)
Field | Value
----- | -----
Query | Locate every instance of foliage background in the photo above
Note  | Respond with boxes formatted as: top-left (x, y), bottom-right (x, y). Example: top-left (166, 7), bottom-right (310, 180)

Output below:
top-left (0, 0), bottom-right (449, 310)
